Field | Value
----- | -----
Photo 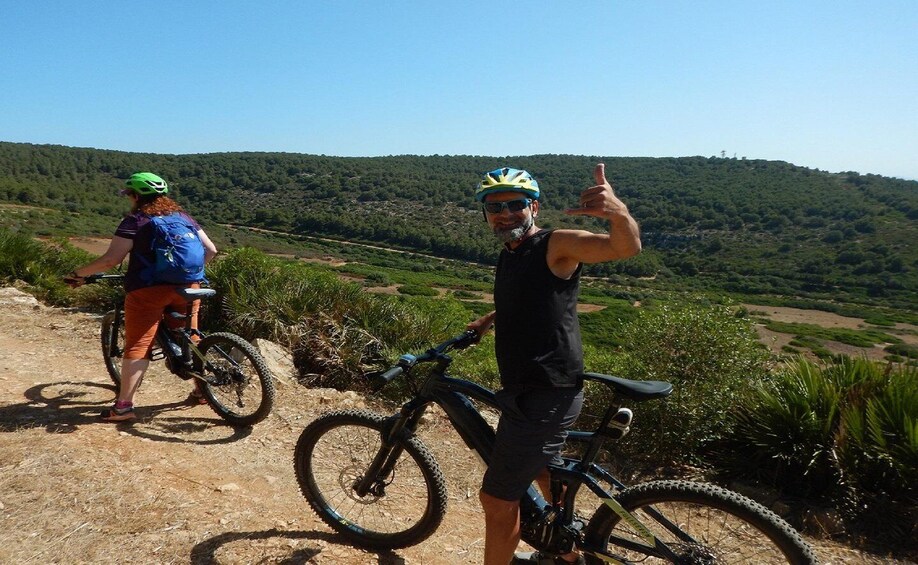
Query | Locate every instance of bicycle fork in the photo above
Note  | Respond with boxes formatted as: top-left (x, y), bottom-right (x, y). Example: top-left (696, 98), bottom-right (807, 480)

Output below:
top-left (353, 398), bottom-right (429, 498)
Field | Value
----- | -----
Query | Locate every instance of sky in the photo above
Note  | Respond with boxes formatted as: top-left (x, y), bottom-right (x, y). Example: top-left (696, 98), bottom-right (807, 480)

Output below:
top-left (2, 1), bottom-right (917, 180)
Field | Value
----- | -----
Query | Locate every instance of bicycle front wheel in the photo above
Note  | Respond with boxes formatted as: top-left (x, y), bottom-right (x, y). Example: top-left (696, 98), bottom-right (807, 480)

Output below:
top-left (194, 332), bottom-right (275, 427)
top-left (100, 309), bottom-right (125, 392)
top-left (583, 480), bottom-right (816, 564)
top-left (293, 410), bottom-right (448, 550)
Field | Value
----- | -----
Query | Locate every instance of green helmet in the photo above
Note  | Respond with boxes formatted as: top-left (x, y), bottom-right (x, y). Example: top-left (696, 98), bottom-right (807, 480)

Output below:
top-left (123, 172), bottom-right (168, 196)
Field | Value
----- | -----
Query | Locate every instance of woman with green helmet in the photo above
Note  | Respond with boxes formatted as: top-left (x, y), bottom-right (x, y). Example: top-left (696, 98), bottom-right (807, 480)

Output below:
top-left (66, 172), bottom-right (218, 422)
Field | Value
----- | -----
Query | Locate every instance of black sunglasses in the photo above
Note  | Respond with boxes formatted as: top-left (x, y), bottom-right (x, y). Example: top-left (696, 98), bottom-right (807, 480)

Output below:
top-left (483, 198), bottom-right (532, 214)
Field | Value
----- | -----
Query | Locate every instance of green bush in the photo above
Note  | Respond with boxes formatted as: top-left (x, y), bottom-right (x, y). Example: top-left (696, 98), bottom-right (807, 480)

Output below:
top-left (205, 248), bottom-right (470, 392)
top-left (363, 272), bottom-right (390, 286)
top-left (396, 284), bottom-right (438, 297)
top-left (885, 342), bottom-right (918, 358)
top-left (711, 357), bottom-right (917, 549)
top-left (0, 228), bottom-right (92, 305)
top-left (764, 320), bottom-right (897, 348)
top-left (864, 316), bottom-right (895, 327)
top-left (451, 289), bottom-right (483, 300)
top-left (612, 301), bottom-right (773, 463)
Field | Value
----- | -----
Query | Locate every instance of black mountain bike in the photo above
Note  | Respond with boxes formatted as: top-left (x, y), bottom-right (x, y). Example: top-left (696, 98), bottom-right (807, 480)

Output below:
top-left (294, 331), bottom-right (816, 564)
top-left (88, 274), bottom-right (275, 427)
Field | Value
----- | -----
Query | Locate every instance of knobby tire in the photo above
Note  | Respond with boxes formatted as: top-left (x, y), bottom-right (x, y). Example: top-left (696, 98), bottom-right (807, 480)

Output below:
top-left (195, 332), bottom-right (275, 427)
top-left (293, 410), bottom-right (448, 550)
top-left (582, 479), bottom-right (817, 564)
top-left (100, 309), bottom-right (125, 393)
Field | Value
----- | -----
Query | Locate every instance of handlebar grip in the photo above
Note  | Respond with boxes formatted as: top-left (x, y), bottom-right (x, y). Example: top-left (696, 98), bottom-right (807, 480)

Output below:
top-left (368, 366), bottom-right (404, 391)
top-left (369, 352), bottom-right (417, 389)
top-left (379, 366), bottom-right (404, 383)
top-left (454, 329), bottom-right (481, 349)
top-left (82, 273), bottom-right (125, 283)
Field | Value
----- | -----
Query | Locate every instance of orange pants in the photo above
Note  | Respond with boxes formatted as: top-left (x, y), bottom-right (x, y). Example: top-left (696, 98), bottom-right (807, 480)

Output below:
top-left (123, 284), bottom-right (201, 360)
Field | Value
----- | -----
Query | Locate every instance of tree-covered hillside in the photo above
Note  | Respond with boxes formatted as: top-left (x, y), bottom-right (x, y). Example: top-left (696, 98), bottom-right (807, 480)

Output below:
top-left (1, 142), bottom-right (915, 309)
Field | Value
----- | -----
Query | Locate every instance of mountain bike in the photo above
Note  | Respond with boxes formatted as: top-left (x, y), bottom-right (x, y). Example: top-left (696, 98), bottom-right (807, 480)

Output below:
top-left (293, 331), bottom-right (816, 563)
top-left (87, 274), bottom-right (275, 427)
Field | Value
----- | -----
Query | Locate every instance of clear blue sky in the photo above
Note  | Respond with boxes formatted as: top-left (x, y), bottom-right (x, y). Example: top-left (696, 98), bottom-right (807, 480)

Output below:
top-left (2, 1), bottom-right (916, 179)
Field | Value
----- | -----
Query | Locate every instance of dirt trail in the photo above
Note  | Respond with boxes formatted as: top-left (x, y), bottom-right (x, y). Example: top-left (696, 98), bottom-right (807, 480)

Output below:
top-left (0, 290), bottom-right (487, 564)
top-left (0, 290), bottom-right (903, 564)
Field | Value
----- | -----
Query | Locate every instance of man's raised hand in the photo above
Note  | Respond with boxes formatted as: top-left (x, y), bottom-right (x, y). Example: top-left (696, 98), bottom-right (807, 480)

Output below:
top-left (565, 163), bottom-right (629, 219)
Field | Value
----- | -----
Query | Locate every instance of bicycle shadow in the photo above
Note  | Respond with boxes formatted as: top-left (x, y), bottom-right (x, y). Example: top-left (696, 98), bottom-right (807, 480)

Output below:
top-left (0, 381), bottom-right (252, 444)
top-left (189, 528), bottom-right (404, 564)
top-left (0, 380), bottom-right (112, 433)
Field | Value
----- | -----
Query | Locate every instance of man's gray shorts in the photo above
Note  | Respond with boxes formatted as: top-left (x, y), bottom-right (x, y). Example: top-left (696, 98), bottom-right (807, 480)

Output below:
top-left (481, 387), bottom-right (584, 501)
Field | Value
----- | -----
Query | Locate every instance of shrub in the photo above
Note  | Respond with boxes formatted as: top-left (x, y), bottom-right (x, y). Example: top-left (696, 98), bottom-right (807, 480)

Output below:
top-left (451, 289), bottom-right (483, 300)
top-left (205, 248), bottom-right (470, 392)
top-left (612, 301), bottom-right (773, 463)
top-left (885, 342), bottom-right (918, 359)
top-left (363, 272), bottom-right (390, 286)
top-left (711, 357), bottom-right (917, 550)
top-left (396, 284), bottom-right (438, 297)
top-left (0, 229), bottom-right (92, 305)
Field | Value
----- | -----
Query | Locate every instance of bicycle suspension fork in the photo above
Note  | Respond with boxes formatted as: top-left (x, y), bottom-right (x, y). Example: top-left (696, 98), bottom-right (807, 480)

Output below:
top-left (353, 397), bottom-right (430, 497)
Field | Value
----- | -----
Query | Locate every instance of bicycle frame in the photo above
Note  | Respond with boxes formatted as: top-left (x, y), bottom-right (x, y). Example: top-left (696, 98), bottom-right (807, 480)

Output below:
top-left (102, 286), bottom-right (244, 389)
top-left (359, 341), bottom-right (685, 563)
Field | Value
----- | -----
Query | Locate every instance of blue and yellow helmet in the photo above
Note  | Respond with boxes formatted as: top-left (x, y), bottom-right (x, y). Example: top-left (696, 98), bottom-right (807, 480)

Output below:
top-left (475, 167), bottom-right (540, 202)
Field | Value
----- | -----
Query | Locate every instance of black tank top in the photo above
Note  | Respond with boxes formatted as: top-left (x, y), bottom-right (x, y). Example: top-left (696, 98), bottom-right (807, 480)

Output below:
top-left (494, 229), bottom-right (584, 390)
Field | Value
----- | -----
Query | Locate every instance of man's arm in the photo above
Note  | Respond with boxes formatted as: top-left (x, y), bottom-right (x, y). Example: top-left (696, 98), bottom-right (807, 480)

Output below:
top-left (467, 310), bottom-right (496, 337)
top-left (546, 163), bottom-right (641, 279)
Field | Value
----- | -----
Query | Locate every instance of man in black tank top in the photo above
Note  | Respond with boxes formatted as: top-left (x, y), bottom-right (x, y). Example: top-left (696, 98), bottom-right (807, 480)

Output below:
top-left (467, 165), bottom-right (641, 565)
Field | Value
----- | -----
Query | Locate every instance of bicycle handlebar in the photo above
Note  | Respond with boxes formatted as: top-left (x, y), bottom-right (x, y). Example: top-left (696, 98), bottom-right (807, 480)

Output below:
top-left (83, 273), bottom-right (126, 283)
top-left (370, 330), bottom-right (480, 388)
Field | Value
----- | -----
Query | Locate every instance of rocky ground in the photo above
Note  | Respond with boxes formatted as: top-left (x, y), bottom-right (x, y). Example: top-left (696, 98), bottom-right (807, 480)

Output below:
top-left (0, 288), bottom-right (909, 564)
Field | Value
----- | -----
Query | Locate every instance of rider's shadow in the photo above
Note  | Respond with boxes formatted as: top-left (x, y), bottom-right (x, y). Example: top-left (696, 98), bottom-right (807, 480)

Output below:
top-left (0, 381), bottom-right (251, 444)
top-left (189, 528), bottom-right (405, 565)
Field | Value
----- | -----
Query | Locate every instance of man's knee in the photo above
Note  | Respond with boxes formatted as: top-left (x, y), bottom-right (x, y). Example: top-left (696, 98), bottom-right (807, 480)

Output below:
top-left (479, 489), bottom-right (519, 518)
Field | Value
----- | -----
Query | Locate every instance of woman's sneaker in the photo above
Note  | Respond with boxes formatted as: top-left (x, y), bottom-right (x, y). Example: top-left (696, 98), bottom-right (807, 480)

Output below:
top-left (100, 404), bottom-right (136, 422)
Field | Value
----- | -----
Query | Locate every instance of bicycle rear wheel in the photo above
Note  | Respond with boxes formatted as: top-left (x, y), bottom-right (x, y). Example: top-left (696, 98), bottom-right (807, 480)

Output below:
top-left (583, 480), bottom-right (816, 564)
top-left (194, 332), bottom-right (275, 427)
top-left (100, 309), bottom-right (125, 392)
top-left (293, 410), bottom-right (448, 550)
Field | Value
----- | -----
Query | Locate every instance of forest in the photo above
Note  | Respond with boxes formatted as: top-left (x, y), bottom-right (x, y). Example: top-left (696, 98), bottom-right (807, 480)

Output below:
top-left (1, 141), bottom-right (916, 311)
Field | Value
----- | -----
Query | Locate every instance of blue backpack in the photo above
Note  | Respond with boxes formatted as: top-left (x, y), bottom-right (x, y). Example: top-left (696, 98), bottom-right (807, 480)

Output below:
top-left (139, 213), bottom-right (207, 285)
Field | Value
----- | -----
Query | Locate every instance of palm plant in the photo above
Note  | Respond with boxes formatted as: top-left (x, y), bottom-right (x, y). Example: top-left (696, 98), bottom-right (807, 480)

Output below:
top-left (712, 356), bottom-right (917, 548)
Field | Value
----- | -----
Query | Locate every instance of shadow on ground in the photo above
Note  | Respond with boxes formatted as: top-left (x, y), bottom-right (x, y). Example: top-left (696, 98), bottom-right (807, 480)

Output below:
top-left (190, 528), bottom-right (405, 564)
top-left (0, 381), bottom-right (251, 444)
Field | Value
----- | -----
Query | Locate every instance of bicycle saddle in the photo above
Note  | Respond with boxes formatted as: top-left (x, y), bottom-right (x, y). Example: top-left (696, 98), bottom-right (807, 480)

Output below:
top-left (175, 287), bottom-right (217, 301)
top-left (582, 373), bottom-right (673, 402)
